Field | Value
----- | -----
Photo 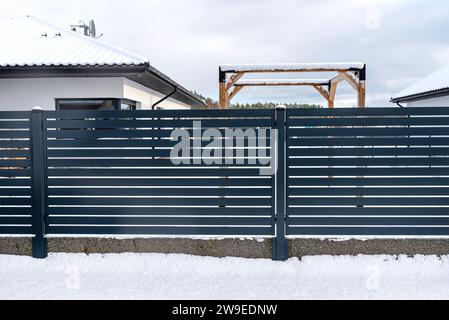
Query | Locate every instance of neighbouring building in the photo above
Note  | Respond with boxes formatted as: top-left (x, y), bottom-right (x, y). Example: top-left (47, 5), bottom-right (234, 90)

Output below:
top-left (391, 66), bottom-right (449, 107)
top-left (0, 16), bottom-right (205, 111)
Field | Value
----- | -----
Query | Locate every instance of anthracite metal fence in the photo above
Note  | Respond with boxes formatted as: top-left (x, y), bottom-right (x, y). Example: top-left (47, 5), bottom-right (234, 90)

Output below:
top-left (1, 107), bottom-right (449, 260)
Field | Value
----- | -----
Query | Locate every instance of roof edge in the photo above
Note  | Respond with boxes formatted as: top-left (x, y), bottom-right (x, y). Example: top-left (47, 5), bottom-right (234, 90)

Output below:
top-left (391, 87), bottom-right (449, 103)
top-left (0, 64), bottom-right (206, 107)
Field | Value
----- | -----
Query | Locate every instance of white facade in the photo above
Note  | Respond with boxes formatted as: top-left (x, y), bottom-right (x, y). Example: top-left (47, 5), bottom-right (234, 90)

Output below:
top-left (405, 95), bottom-right (449, 107)
top-left (0, 77), bottom-right (190, 111)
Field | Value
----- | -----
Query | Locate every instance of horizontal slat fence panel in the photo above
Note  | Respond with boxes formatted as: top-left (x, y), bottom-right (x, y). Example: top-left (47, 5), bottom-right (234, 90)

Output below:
top-left (287, 107), bottom-right (449, 237)
top-left (4, 107), bottom-right (449, 258)
top-left (45, 109), bottom-right (275, 236)
top-left (0, 111), bottom-right (32, 235)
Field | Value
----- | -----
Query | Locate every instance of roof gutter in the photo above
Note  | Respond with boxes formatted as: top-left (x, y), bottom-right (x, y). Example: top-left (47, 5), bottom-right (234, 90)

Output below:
top-left (143, 64), bottom-right (205, 107)
top-left (152, 85), bottom-right (177, 109)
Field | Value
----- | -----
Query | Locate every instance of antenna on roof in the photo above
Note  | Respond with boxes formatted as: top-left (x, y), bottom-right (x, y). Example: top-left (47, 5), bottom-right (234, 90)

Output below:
top-left (70, 19), bottom-right (100, 38)
top-left (88, 20), bottom-right (96, 38)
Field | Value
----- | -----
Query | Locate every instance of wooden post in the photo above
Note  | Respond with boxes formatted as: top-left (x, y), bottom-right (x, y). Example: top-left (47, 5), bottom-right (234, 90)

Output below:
top-left (219, 82), bottom-right (227, 109)
top-left (328, 83), bottom-right (338, 109)
top-left (358, 80), bottom-right (366, 108)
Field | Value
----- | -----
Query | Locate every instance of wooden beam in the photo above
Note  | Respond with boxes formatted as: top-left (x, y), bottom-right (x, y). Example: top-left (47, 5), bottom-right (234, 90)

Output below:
top-left (225, 72), bottom-right (245, 91)
top-left (234, 79), bottom-right (330, 87)
top-left (338, 72), bottom-right (359, 91)
top-left (313, 85), bottom-right (330, 101)
top-left (228, 86), bottom-right (244, 100)
top-left (329, 74), bottom-right (345, 85)
top-left (223, 68), bottom-right (359, 74)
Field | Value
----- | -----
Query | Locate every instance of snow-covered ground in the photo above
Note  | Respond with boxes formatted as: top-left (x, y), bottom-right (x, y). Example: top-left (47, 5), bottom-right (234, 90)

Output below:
top-left (1, 253), bottom-right (448, 300)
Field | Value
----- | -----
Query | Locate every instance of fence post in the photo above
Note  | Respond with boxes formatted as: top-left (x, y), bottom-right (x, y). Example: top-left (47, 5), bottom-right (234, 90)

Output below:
top-left (31, 107), bottom-right (48, 258)
top-left (272, 106), bottom-right (288, 261)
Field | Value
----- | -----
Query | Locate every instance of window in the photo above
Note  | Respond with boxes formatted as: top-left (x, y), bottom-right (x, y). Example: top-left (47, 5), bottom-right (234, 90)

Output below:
top-left (56, 98), bottom-right (137, 111)
top-left (120, 99), bottom-right (137, 111)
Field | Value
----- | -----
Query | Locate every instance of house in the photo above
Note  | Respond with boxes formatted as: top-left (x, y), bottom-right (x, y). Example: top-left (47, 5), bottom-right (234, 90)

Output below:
top-left (391, 66), bottom-right (449, 107)
top-left (0, 16), bottom-right (205, 111)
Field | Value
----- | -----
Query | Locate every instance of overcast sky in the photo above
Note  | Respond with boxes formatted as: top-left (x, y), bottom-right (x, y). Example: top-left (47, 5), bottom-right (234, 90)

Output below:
top-left (1, 0), bottom-right (448, 106)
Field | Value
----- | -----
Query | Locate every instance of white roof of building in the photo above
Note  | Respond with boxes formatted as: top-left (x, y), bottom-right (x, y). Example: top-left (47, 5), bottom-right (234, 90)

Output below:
top-left (392, 66), bottom-right (449, 101)
top-left (0, 16), bottom-right (149, 67)
top-left (220, 63), bottom-right (365, 73)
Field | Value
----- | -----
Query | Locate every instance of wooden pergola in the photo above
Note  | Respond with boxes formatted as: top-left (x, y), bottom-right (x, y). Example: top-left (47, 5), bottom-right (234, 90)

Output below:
top-left (218, 63), bottom-right (366, 109)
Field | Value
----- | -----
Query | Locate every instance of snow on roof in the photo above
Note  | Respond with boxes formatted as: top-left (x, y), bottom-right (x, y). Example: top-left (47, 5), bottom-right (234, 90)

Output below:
top-left (220, 62), bottom-right (365, 73)
top-left (0, 16), bottom-right (149, 67)
top-left (235, 79), bottom-right (330, 86)
top-left (392, 65), bottom-right (449, 101)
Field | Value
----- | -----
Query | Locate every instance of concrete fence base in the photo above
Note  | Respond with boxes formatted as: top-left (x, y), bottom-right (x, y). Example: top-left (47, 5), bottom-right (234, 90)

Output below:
top-left (2, 238), bottom-right (449, 258)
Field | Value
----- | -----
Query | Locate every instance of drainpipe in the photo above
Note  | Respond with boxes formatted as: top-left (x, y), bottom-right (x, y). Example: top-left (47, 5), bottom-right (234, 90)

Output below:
top-left (152, 86), bottom-right (178, 110)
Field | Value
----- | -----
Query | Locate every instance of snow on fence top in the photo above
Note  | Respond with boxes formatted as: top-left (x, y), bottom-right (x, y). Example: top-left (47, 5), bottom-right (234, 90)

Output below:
top-left (220, 63), bottom-right (365, 73)
top-left (235, 79), bottom-right (330, 86)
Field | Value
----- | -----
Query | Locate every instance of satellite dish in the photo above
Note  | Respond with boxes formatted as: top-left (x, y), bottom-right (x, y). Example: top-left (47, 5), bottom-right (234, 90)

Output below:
top-left (89, 20), bottom-right (96, 38)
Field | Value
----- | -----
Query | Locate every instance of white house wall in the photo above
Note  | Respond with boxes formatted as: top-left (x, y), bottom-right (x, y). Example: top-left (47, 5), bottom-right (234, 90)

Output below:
top-left (0, 77), bottom-right (124, 110)
top-left (407, 95), bottom-right (449, 107)
top-left (123, 78), bottom-right (191, 110)
top-left (0, 77), bottom-right (191, 111)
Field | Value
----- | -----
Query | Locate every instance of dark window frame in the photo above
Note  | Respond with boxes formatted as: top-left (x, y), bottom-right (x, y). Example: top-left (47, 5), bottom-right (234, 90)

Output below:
top-left (55, 98), bottom-right (137, 111)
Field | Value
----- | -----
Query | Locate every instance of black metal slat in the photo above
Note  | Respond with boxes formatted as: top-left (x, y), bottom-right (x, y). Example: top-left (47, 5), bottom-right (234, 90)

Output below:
top-left (288, 116), bottom-right (449, 127)
top-left (0, 188), bottom-right (31, 196)
top-left (46, 118), bottom-right (274, 129)
top-left (0, 141), bottom-right (30, 148)
top-left (289, 127), bottom-right (449, 137)
top-left (48, 197), bottom-right (272, 206)
top-left (288, 157), bottom-right (449, 167)
top-left (285, 207), bottom-right (449, 216)
top-left (289, 197), bottom-right (449, 206)
top-left (0, 159), bottom-right (31, 167)
top-left (0, 111), bottom-right (32, 119)
top-left (0, 169), bottom-right (31, 177)
top-left (288, 167), bottom-right (449, 176)
top-left (288, 217), bottom-right (449, 226)
top-left (287, 106), bottom-right (449, 117)
top-left (47, 139), bottom-right (259, 148)
top-left (46, 129), bottom-right (272, 139)
top-left (48, 226), bottom-right (273, 236)
top-left (44, 109), bottom-right (273, 119)
top-left (0, 226), bottom-right (32, 234)
top-left (47, 177), bottom-right (271, 187)
top-left (289, 147), bottom-right (449, 157)
top-left (48, 187), bottom-right (271, 197)
top-left (0, 217), bottom-right (32, 224)
top-left (288, 137), bottom-right (449, 147)
top-left (0, 131), bottom-right (30, 139)
top-left (47, 168), bottom-right (266, 177)
top-left (48, 216), bottom-right (271, 226)
top-left (47, 159), bottom-right (271, 168)
top-left (288, 177), bottom-right (449, 186)
top-left (289, 187), bottom-right (449, 196)
top-left (0, 179), bottom-right (31, 187)
top-left (48, 207), bottom-right (272, 216)
top-left (287, 227), bottom-right (449, 236)
top-left (0, 121), bottom-right (31, 128)
top-left (0, 198), bottom-right (32, 205)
